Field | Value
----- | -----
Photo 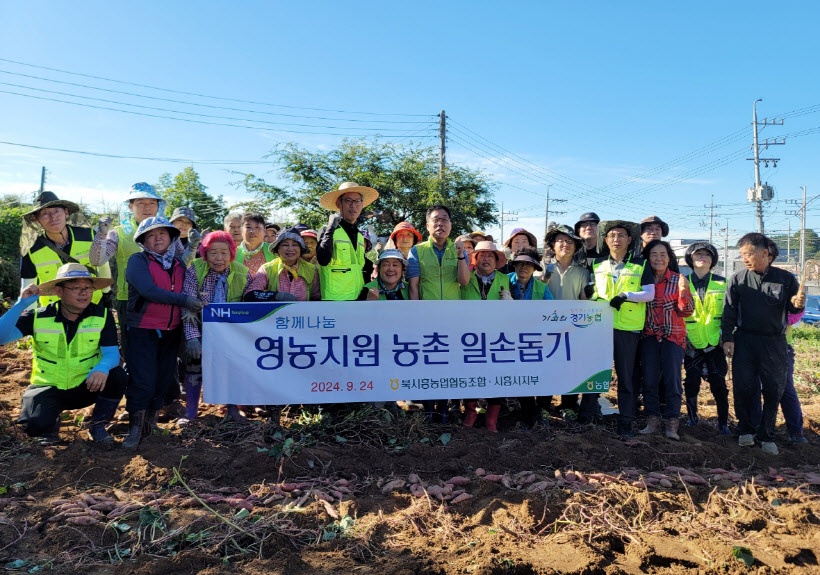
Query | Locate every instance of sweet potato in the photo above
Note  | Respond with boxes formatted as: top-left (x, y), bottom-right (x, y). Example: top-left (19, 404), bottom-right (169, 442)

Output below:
top-left (47, 513), bottom-right (65, 523)
top-left (680, 475), bottom-right (707, 485)
top-left (67, 516), bottom-right (99, 526)
top-left (313, 490), bottom-right (334, 503)
top-left (659, 478), bottom-right (673, 488)
top-left (281, 483), bottom-right (301, 492)
top-left (446, 476), bottom-right (470, 486)
top-left (79, 494), bottom-right (98, 505)
top-left (554, 469), bottom-right (564, 480)
top-left (334, 478), bottom-right (351, 487)
top-left (483, 474), bottom-right (503, 482)
top-left (450, 493), bottom-right (473, 504)
top-left (527, 481), bottom-right (554, 492)
top-left (381, 479), bottom-right (406, 494)
top-left (113, 489), bottom-right (130, 501)
top-left (475, 468), bottom-right (486, 477)
top-left (407, 474), bottom-right (421, 484)
top-left (50, 499), bottom-right (72, 506)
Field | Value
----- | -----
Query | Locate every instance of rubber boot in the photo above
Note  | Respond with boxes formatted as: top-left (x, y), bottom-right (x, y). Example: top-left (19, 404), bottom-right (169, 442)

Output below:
top-left (143, 410), bottom-right (160, 436)
top-left (88, 397), bottom-right (119, 443)
top-left (714, 390), bottom-right (731, 435)
top-left (639, 415), bottom-right (661, 435)
top-left (184, 376), bottom-right (201, 420)
top-left (123, 410), bottom-right (145, 449)
top-left (485, 404), bottom-right (501, 433)
top-left (463, 402), bottom-right (478, 427)
top-left (34, 417), bottom-right (61, 446)
top-left (684, 396), bottom-right (699, 427)
top-left (226, 404), bottom-right (247, 423)
top-left (665, 418), bottom-right (680, 441)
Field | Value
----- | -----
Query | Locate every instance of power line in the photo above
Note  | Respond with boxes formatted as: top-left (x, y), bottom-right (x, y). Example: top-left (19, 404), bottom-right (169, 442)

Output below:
top-left (0, 69), bottom-right (431, 124)
top-left (0, 89), bottom-right (430, 137)
top-left (0, 58), bottom-right (430, 117)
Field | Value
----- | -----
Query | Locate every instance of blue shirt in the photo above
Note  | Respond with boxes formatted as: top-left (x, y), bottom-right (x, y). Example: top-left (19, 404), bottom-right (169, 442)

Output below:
top-left (508, 273), bottom-right (554, 300)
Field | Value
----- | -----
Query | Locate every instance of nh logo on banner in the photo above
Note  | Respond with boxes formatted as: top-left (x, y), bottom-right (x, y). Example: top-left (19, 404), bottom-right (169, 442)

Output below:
top-left (211, 307), bottom-right (231, 318)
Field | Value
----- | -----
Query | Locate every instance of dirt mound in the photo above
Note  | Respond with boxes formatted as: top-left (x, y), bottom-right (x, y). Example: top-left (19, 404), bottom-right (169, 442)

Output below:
top-left (0, 341), bottom-right (818, 574)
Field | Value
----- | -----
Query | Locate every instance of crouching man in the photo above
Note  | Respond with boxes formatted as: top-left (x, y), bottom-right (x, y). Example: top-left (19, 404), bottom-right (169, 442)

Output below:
top-left (0, 264), bottom-right (127, 444)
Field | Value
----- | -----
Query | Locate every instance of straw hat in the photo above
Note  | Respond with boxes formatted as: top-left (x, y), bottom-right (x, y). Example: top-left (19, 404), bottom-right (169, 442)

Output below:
top-left (503, 228), bottom-right (538, 249)
top-left (38, 263), bottom-right (113, 296)
top-left (319, 181), bottom-right (379, 211)
top-left (23, 191), bottom-right (81, 222)
top-left (470, 241), bottom-right (508, 269)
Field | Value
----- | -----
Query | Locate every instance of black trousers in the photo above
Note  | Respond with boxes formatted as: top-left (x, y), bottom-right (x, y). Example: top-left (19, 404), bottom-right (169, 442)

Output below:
top-left (640, 338), bottom-right (684, 419)
top-left (17, 366), bottom-right (128, 436)
top-left (732, 332), bottom-right (788, 443)
top-left (614, 330), bottom-right (640, 423)
top-left (683, 345), bottom-right (729, 413)
top-left (126, 326), bottom-right (182, 412)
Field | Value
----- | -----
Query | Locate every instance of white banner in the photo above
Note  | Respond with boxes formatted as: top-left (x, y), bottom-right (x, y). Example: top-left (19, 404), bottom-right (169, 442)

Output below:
top-left (201, 300), bottom-right (613, 405)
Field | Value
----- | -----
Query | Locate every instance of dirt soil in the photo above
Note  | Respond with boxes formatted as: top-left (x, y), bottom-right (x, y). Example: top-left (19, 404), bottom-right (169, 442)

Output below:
top-left (0, 338), bottom-right (819, 575)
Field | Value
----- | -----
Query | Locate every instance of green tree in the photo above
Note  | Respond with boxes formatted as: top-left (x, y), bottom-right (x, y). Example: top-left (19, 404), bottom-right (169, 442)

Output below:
top-left (0, 195), bottom-right (29, 297)
top-left (266, 138), bottom-right (497, 235)
top-left (156, 167), bottom-right (227, 231)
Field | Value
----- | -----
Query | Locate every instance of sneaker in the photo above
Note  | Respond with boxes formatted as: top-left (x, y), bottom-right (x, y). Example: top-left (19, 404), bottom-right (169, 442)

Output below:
top-left (738, 434), bottom-right (755, 447)
top-left (617, 421), bottom-right (635, 438)
top-left (788, 434), bottom-right (808, 444)
top-left (717, 423), bottom-right (732, 435)
top-left (761, 442), bottom-right (779, 455)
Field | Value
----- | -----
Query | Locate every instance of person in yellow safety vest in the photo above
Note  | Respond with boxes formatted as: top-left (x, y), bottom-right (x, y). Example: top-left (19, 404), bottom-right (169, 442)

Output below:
top-left (89, 183), bottom-right (203, 354)
top-left (681, 241), bottom-right (731, 434)
top-left (0, 264), bottom-right (128, 445)
top-left (316, 182), bottom-right (380, 301)
top-left (591, 220), bottom-right (656, 437)
top-left (235, 213), bottom-right (276, 274)
top-left (19, 191), bottom-right (112, 308)
top-left (460, 241), bottom-right (513, 433)
top-left (407, 205), bottom-right (471, 301)
top-left (406, 205), bottom-right (471, 423)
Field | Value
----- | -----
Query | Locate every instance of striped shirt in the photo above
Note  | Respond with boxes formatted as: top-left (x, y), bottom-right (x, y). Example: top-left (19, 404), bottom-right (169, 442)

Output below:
top-left (182, 265), bottom-right (253, 340)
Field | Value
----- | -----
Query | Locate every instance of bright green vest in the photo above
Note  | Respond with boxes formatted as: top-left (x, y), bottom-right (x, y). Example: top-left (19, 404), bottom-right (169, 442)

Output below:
top-left (115, 221), bottom-right (141, 301)
top-left (416, 239), bottom-right (461, 301)
top-left (318, 227), bottom-right (365, 301)
top-left (193, 259), bottom-right (249, 303)
top-left (684, 274), bottom-right (726, 349)
top-left (364, 279), bottom-right (409, 301)
top-left (28, 226), bottom-right (103, 306)
top-left (461, 272), bottom-right (511, 300)
top-left (786, 325), bottom-right (794, 345)
top-left (31, 304), bottom-right (106, 390)
top-left (261, 258), bottom-right (316, 299)
top-left (236, 242), bottom-right (276, 269)
top-left (592, 255), bottom-right (647, 331)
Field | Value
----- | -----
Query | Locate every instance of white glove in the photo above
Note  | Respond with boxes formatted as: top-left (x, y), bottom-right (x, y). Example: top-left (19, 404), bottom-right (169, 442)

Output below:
top-left (498, 286), bottom-right (514, 300)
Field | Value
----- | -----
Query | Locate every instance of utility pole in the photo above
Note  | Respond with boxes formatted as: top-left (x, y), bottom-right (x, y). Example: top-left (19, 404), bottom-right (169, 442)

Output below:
top-left (438, 110), bottom-right (446, 191)
top-left (747, 99), bottom-right (784, 233)
top-left (498, 201), bottom-right (518, 243)
top-left (800, 186), bottom-right (806, 274)
top-left (787, 220), bottom-right (791, 266)
top-left (724, 219), bottom-right (729, 277)
top-left (34, 166), bottom-right (47, 200)
top-left (703, 195), bottom-right (720, 244)
top-left (543, 185), bottom-right (566, 237)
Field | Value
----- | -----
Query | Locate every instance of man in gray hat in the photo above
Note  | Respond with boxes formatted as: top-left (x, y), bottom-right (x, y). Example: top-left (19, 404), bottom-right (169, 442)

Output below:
top-left (574, 212), bottom-right (601, 260)
top-left (640, 215), bottom-right (669, 249)
top-left (169, 206), bottom-right (197, 248)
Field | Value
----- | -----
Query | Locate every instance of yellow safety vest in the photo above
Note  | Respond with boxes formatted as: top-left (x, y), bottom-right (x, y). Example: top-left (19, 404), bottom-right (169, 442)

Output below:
top-left (193, 259), bottom-right (249, 303)
top-left (592, 254), bottom-right (647, 331)
top-left (318, 226), bottom-right (365, 301)
top-left (363, 279), bottom-right (409, 301)
top-left (31, 303), bottom-right (106, 390)
top-left (461, 272), bottom-right (510, 300)
top-left (684, 274), bottom-right (726, 349)
top-left (261, 258), bottom-right (316, 298)
top-left (27, 226), bottom-right (106, 307)
top-left (416, 239), bottom-right (461, 300)
top-left (115, 221), bottom-right (141, 301)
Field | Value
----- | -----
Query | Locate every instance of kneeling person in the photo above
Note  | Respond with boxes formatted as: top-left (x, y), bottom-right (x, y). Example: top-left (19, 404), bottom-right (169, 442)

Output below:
top-left (0, 265), bottom-right (127, 444)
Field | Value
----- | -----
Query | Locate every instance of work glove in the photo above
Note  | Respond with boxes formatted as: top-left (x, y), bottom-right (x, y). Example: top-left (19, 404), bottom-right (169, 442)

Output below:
top-left (609, 293), bottom-right (628, 311)
top-left (275, 292), bottom-right (298, 302)
top-left (187, 227), bottom-right (210, 250)
top-left (96, 216), bottom-right (112, 237)
top-left (183, 296), bottom-right (206, 312)
top-left (327, 213), bottom-right (342, 230)
top-left (498, 286), bottom-right (514, 300)
top-left (186, 338), bottom-right (202, 360)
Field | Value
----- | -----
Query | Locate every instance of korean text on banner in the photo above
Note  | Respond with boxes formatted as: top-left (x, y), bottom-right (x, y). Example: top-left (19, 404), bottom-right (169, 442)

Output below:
top-left (201, 300), bottom-right (613, 405)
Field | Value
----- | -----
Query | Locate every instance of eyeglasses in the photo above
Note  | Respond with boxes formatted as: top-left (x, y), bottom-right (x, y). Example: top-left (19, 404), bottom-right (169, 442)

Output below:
top-left (61, 285), bottom-right (93, 294)
top-left (428, 217), bottom-right (451, 225)
top-left (341, 198), bottom-right (363, 206)
top-left (554, 238), bottom-right (575, 245)
top-left (606, 233), bottom-right (628, 240)
top-left (37, 209), bottom-right (65, 220)
top-left (579, 222), bottom-right (597, 228)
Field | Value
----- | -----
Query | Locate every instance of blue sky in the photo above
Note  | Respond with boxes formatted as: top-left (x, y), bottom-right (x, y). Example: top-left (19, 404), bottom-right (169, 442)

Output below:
top-left (1, 1), bottom-right (819, 245)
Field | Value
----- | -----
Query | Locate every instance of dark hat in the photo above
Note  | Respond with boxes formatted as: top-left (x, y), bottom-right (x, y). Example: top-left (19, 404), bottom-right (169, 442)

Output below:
top-left (271, 227), bottom-right (308, 255)
top-left (169, 206), bottom-right (197, 227)
top-left (545, 224), bottom-right (583, 251)
top-left (597, 220), bottom-right (641, 256)
top-left (684, 242), bottom-right (719, 270)
top-left (510, 252), bottom-right (543, 272)
top-left (23, 191), bottom-right (80, 222)
top-left (640, 215), bottom-right (669, 237)
top-left (573, 212), bottom-right (600, 235)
